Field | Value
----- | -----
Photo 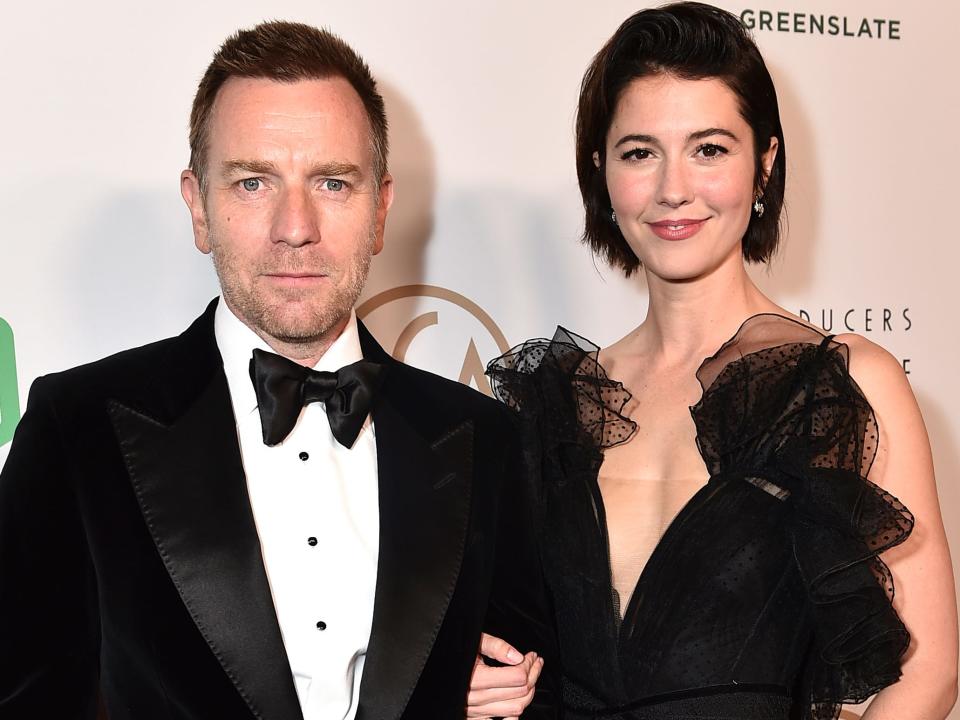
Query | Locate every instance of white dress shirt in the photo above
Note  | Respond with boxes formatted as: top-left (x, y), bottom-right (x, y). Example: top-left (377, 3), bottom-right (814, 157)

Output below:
top-left (215, 299), bottom-right (379, 720)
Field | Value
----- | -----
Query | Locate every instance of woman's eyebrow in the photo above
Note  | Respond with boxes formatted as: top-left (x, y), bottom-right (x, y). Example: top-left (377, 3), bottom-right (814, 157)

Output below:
top-left (613, 128), bottom-right (739, 148)
top-left (613, 133), bottom-right (658, 148)
top-left (688, 128), bottom-right (739, 142)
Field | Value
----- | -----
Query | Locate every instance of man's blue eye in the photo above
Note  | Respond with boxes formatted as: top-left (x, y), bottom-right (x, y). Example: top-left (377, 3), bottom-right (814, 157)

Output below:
top-left (242, 178), bottom-right (261, 192)
top-left (324, 179), bottom-right (344, 192)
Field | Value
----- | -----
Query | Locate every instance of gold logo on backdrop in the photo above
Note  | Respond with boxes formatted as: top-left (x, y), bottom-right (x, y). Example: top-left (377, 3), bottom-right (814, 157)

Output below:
top-left (357, 284), bottom-right (510, 396)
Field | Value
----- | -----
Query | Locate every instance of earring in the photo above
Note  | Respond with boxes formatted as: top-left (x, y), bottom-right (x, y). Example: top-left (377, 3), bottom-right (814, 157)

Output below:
top-left (753, 198), bottom-right (765, 218)
top-left (611, 209), bottom-right (618, 224)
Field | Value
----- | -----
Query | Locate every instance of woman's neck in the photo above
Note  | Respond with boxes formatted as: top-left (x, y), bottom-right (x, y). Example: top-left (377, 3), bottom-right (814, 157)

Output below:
top-left (638, 253), bottom-right (775, 365)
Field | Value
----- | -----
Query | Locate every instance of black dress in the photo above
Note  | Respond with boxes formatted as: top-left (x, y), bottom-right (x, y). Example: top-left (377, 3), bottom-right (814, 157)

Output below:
top-left (486, 314), bottom-right (913, 720)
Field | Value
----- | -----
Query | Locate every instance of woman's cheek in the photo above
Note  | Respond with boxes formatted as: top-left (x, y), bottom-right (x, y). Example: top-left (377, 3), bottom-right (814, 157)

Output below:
top-left (608, 171), bottom-right (656, 215)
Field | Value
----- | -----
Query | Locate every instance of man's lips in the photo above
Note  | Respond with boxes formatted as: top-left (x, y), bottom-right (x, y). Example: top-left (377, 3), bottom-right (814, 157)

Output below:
top-left (262, 273), bottom-right (328, 286)
top-left (265, 273), bottom-right (326, 278)
top-left (647, 218), bottom-right (708, 241)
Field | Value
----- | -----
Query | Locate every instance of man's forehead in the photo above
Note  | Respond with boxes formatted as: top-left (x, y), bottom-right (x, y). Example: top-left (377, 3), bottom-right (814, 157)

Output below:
top-left (210, 75), bottom-right (367, 122)
top-left (205, 75), bottom-right (374, 163)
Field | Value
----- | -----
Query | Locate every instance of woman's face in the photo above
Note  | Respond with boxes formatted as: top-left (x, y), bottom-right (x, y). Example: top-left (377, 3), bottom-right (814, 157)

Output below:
top-left (602, 74), bottom-right (777, 282)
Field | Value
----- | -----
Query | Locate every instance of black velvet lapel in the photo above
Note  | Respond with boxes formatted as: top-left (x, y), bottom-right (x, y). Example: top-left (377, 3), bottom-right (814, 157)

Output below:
top-left (356, 323), bottom-right (474, 720)
top-left (107, 301), bottom-right (303, 720)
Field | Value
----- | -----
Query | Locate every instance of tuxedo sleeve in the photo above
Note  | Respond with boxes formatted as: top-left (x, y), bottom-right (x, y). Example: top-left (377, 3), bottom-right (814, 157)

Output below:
top-left (483, 411), bottom-right (560, 718)
top-left (0, 376), bottom-right (100, 718)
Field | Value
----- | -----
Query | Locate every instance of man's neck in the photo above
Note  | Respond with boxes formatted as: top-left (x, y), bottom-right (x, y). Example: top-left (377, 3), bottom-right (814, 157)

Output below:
top-left (252, 314), bottom-right (351, 369)
top-left (221, 298), bottom-right (352, 369)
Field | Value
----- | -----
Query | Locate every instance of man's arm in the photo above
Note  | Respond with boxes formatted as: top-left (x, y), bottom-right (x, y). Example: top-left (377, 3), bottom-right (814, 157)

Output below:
top-left (480, 423), bottom-right (559, 718)
top-left (0, 376), bottom-right (100, 718)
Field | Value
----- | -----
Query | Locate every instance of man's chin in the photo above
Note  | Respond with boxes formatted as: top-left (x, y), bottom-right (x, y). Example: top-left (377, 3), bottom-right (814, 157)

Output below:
top-left (223, 278), bottom-right (364, 347)
top-left (256, 306), bottom-right (352, 345)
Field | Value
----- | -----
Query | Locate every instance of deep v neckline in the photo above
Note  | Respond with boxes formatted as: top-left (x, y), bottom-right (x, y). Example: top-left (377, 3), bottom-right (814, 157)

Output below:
top-left (589, 312), bottom-right (832, 639)
top-left (590, 425), bottom-right (716, 639)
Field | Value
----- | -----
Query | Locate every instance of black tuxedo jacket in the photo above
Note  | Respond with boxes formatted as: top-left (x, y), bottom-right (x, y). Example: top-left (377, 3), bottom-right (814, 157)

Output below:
top-left (0, 300), bottom-right (557, 719)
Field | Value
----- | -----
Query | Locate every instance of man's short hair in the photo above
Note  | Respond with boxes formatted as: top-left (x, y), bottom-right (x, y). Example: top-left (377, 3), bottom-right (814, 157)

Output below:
top-left (189, 21), bottom-right (388, 189)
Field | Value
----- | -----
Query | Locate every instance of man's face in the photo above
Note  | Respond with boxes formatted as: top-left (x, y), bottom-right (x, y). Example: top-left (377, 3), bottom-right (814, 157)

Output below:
top-left (182, 76), bottom-right (392, 351)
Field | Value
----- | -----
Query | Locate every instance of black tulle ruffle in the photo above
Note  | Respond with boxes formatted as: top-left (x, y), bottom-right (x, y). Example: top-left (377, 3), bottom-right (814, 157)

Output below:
top-left (487, 315), bottom-right (913, 720)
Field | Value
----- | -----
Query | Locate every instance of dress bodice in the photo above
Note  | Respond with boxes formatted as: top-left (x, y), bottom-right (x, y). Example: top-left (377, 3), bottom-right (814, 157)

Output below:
top-left (486, 314), bottom-right (913, 720)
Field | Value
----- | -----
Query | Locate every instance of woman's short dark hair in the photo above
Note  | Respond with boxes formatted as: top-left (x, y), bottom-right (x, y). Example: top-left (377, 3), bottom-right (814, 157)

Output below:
top-left (576, 2), bottom-right (786, 274)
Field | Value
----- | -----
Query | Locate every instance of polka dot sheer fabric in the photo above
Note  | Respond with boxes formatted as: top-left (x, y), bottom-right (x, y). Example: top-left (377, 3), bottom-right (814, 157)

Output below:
top-left (487, 315), bottom-right (913, 720)
top-left (486, 326), bottom-right (637, 451)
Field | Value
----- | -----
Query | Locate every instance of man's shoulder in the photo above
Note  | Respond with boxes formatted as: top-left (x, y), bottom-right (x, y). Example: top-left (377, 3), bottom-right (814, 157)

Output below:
top-left (32, 305), bottom-right (218, 412)
top-left (41, 333), bottom-right (184, 390)
top-left (385, 359), bottom-right (510, 427)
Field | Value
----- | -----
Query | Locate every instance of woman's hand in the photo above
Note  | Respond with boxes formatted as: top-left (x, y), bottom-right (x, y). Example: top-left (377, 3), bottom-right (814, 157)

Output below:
top-left (467, 633), bottom-right (545, 719)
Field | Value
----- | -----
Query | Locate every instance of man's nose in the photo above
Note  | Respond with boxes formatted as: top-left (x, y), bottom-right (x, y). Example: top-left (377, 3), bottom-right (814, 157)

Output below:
top-left (655, 157), bottom-right (694, 209)
top-left (271, 186), bottom-right (318, 246)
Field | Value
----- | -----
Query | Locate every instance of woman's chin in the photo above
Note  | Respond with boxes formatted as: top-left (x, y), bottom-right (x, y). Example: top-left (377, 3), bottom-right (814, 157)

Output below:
top-left (642, 259), bottom-right (723, 285)
top-left (637, 244), bottom-right (744, 285)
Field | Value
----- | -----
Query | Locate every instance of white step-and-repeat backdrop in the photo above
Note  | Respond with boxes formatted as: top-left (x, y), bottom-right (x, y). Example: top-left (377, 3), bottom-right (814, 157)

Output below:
top-left (1, 1), bottom-right (957, 714)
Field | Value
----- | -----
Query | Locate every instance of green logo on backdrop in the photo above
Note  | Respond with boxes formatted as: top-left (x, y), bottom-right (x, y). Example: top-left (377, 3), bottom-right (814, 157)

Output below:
top-left (0, 317), bottom-right (20, 447)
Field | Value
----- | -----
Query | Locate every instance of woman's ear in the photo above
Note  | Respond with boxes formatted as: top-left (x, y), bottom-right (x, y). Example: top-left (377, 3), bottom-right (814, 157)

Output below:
top-left (758, 136), bottom-right (779, 194)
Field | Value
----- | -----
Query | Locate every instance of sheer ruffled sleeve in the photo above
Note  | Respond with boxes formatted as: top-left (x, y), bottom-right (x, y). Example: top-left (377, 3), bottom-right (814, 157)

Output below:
top-left (691, 315), bottom-right (914, 720)
top-left (487, 329), bottom-right (639, 704)
top-left (486, 327), bottom-right (636, 453)
top-left (791, 341), bottom-right (913, 719)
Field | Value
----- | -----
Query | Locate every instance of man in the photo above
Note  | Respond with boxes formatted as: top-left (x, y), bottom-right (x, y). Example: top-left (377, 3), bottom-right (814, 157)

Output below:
top-left (0, 22), bottom-right (554, 719)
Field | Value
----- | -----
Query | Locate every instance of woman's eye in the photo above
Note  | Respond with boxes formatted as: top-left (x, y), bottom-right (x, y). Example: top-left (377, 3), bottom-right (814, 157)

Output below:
top-left (622, 148), bottom-right (652, 161)
top-left (241, 178), bottom-right (261, 192)
top-left (697, 144), bottom-right (728, 158)
top-left (323, 179), bottom-right (345, 192)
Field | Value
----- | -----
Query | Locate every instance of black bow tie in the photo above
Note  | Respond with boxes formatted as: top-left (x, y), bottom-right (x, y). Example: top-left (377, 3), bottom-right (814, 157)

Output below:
top-left (249, 348), bottom-right (386, 448)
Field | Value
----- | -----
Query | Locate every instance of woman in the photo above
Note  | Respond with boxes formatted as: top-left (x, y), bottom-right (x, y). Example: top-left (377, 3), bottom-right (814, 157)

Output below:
top-left (468, 3), bottom-right (957, 718)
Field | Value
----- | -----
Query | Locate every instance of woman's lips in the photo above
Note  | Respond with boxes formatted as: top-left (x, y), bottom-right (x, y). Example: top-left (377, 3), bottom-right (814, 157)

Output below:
top-left (647, 218), bottom-right (707, 241)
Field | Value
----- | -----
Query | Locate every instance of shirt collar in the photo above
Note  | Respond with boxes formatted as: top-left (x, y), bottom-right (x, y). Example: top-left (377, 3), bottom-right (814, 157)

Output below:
top-left (214, 297), bottom-right (364, 418)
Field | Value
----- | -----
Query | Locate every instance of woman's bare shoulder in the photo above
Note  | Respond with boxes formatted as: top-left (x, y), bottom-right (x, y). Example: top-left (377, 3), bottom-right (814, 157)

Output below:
top-left (831, 332), bottom-right (913, 411)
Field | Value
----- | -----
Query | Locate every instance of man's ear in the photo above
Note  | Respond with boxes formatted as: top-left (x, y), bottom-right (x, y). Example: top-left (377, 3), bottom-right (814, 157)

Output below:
top-left (372, 173), bottom-right (394, 256)
top-left (181, 170), bottom-right (210, 254)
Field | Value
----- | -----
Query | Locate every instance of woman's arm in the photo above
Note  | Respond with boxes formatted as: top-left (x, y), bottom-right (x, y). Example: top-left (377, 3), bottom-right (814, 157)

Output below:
top-left (842, 335), bottom-right (958, 718)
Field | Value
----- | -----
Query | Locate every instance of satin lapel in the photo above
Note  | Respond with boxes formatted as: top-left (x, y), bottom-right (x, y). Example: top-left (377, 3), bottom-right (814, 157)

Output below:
top-left (108, 367), bottom-right (303, 720)
top-left (356, 326), bottom-right (474, 720)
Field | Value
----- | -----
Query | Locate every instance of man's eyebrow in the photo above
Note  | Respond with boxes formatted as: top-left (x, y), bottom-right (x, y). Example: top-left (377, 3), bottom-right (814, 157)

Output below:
top-left (311, 161), bottom-right (362, 177)
top-left (221, 159), bottom-right (279, 175)
top-left (613, 128), bottom-right (740, 148)
top-left (220, 159), bottom-right (362, 177)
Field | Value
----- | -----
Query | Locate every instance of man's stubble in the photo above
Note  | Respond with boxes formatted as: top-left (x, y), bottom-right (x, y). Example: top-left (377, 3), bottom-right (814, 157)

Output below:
top-left (207, 220), bottom-right (376, 349)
